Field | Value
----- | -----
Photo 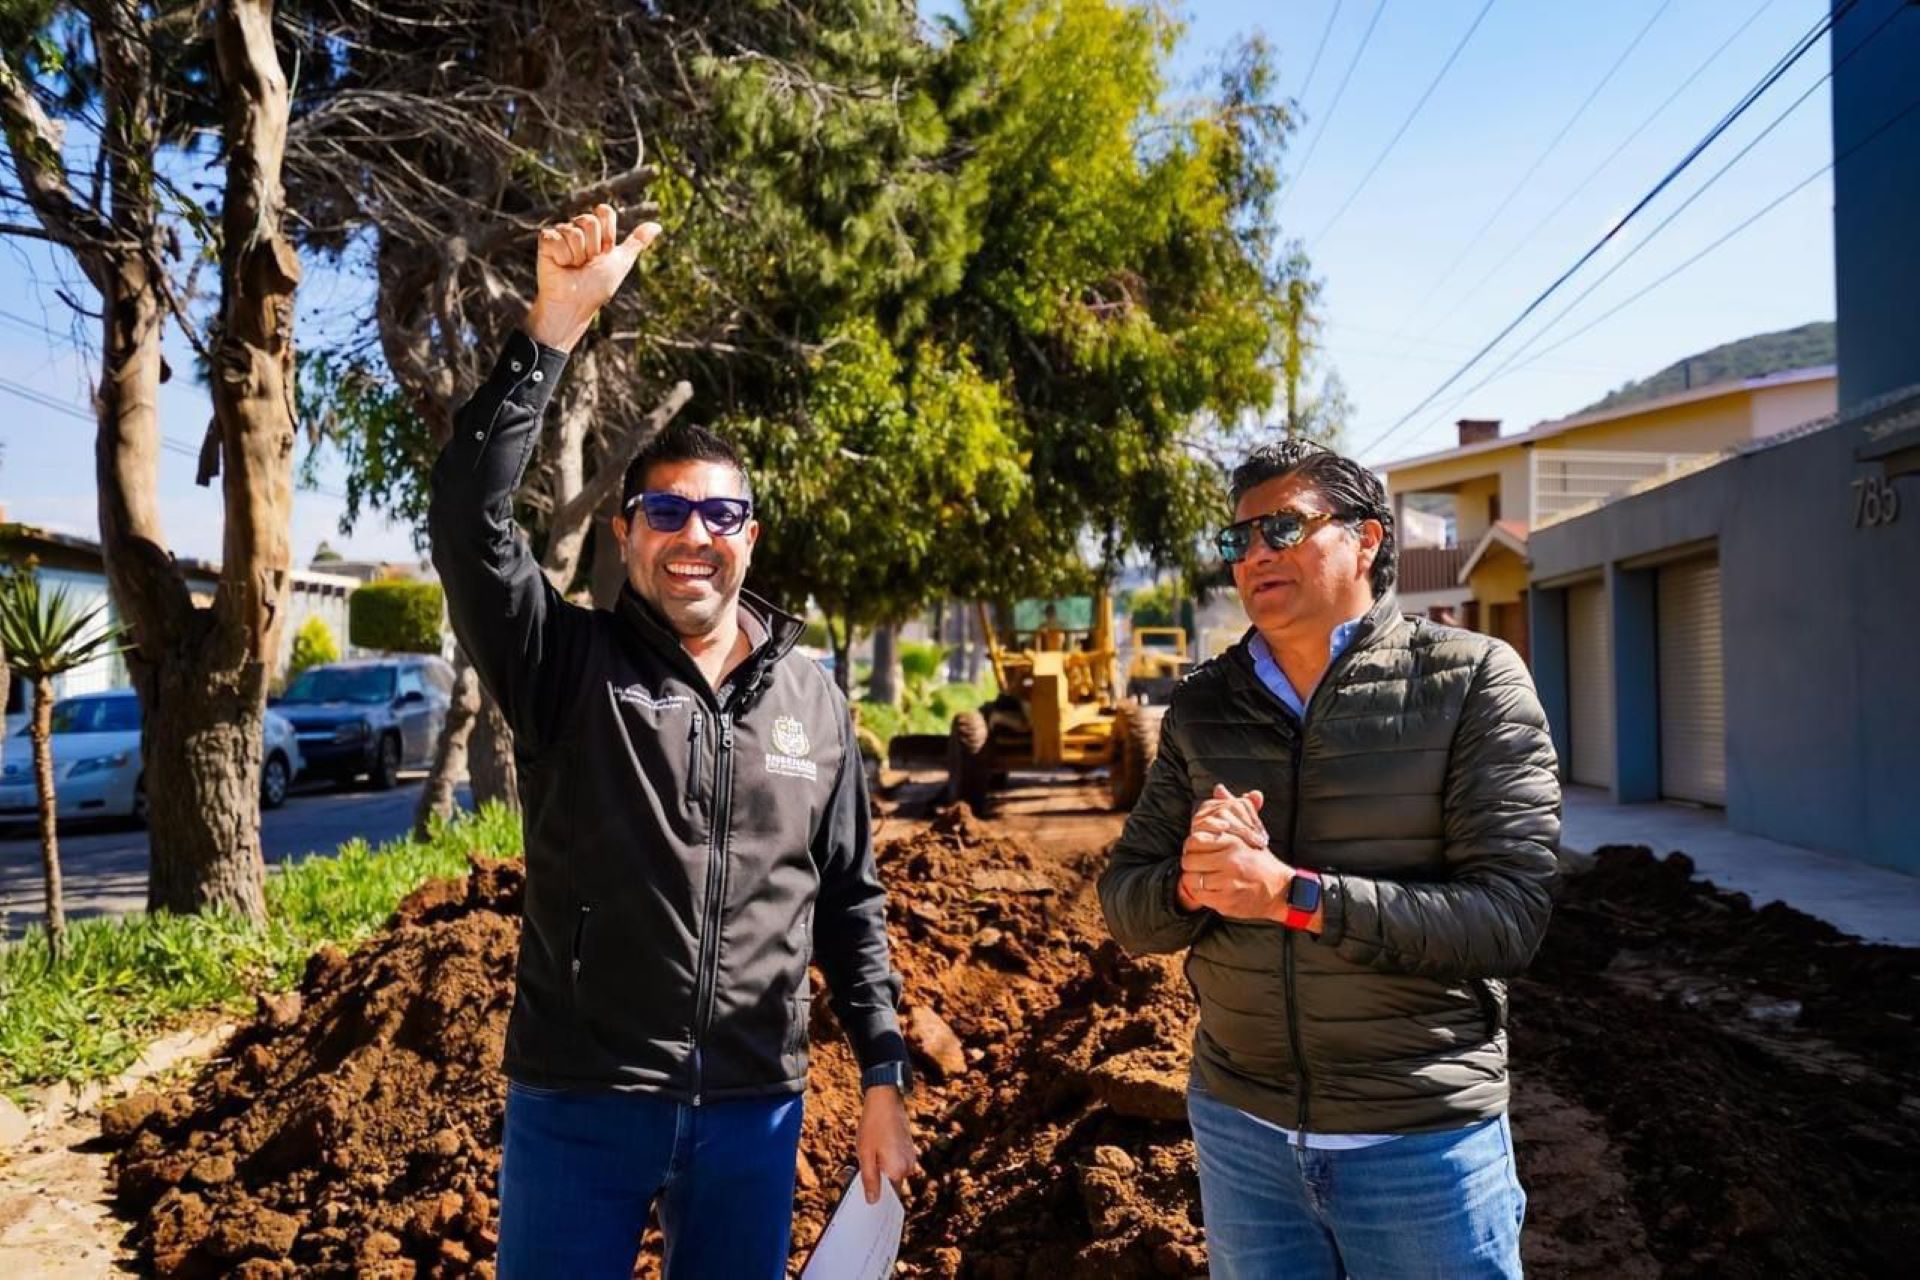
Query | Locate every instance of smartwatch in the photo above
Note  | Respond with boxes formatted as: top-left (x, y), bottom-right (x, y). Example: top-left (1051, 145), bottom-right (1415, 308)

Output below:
top-left (1281, 868), bottom-right (1323, 931)
top-left (861, 1060), bottom-right (913, 1095)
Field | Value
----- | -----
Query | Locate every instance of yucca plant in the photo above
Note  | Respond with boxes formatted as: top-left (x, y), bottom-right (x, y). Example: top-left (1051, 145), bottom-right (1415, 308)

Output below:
top-left (0, 569), bottom-right (126, 963)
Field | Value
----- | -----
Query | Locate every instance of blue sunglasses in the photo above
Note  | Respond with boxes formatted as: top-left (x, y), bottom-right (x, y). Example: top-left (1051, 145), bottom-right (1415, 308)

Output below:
top-left (625, 491), bottom-right (753, 537)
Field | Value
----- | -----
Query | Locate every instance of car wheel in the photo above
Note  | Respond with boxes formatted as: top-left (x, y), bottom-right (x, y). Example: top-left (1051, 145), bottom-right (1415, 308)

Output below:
top-left (368, 733), bottom-right (402, 791)
top-left (261, 752), bottom-right (290, 810)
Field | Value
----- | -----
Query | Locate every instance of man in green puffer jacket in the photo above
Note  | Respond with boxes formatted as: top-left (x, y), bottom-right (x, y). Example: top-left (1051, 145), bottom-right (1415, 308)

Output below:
top-left (1099, 438), bottom-right (1560, 1279)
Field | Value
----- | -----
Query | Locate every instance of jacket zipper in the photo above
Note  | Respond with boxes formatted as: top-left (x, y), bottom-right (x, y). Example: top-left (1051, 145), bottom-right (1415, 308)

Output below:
top-left (1283, 731), bottom-right (1312, 1148)
top-left (570, 904), bottom-right (592, 990)
top-left (687, 709), bottom-right (704, 804)
top-left (689, 708), bottom-right (736, 1105)
top-left (1251, 615), bottom-right (1381, 1148)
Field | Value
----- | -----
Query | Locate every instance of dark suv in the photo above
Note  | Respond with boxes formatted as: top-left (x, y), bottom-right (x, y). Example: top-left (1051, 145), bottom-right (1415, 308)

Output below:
top-left (271, 657), bottom-right (453, 788)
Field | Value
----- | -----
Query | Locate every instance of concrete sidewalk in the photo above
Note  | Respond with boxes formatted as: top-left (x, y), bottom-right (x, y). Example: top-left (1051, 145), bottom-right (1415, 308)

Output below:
top-left (1559, 786), bottom-right (1920, 948)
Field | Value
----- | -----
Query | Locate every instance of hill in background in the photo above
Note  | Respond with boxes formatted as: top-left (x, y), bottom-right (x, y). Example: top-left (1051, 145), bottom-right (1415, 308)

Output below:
top-left (1579, 320), bottom-right (1835, 414)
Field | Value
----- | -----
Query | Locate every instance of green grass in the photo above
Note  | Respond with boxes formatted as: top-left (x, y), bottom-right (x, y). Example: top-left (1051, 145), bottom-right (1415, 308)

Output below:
top-left (0, 804), bottom-right (524, 1096)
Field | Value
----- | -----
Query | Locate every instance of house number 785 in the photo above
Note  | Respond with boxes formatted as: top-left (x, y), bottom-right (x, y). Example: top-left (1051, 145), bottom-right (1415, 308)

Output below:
top-left (1852, 475), bottom-right (1901, 528)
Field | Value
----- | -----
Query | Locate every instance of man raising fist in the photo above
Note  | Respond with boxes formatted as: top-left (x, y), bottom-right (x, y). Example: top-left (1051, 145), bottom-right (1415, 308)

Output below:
top-left (429, 205), bottom-right (916, 1278)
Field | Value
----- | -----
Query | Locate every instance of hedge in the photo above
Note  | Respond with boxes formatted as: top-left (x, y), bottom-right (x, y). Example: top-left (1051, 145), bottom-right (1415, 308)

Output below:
top-left (348, 580), bottom-right (445, 654)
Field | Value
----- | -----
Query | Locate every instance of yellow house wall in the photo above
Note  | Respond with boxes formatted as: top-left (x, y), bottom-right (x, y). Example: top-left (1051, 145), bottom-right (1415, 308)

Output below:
top-left (1467, 550), bottom-right (1529, 606)
top-left (1454, 475), bottom-right (1500, 545)
top-left (1541, 395), bottom-right (1755, 454)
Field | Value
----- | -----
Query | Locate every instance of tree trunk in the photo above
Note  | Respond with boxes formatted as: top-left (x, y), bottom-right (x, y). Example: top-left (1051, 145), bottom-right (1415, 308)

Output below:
top-left (2, 2), bottom-right (297, 920)
top-left (468, 688), bottom-right (519, 811)
top-left (137, 639), bottom-right (268, 917)
top-left (412, 648), bottom-right (478, 838)
top-left (826, 614), bottom-right (853, 700)
top-left (589, 491), bottom-right (628, 610)
top-left (965, 606), bottom-right (983, 684)
top-left (867, 622), bottom-right (901, 708)
top-left (30, 676), bottom-right (64, 961)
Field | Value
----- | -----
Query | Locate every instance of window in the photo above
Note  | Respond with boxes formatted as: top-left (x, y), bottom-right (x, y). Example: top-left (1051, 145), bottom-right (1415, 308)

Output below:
top-left (282, 666), bottom-right (396, 705)
top-left (396, 667), bottom-right (425, 700)
top-left (47, 695), bottom-right (142, 734)
top-left (1488, 492), bottom-right (1503, 523)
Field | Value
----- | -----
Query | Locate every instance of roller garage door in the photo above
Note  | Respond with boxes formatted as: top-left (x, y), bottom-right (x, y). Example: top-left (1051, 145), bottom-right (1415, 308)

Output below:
top-left (1657, 556), bottom-right (1726, 805)
top-left (1567, 581), bottom-right (1614, 789)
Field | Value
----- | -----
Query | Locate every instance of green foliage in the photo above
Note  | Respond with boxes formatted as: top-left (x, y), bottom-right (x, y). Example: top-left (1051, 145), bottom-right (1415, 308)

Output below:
top-left (739, 317), bottom-right (1027, 635)
top-left (0, 570), bottom-right (124, 682)
top-left (348, 581), bottom-right (444, 654)
top-left (855, 673), bottom-right (996, 747)
top-left (898, 640), bottom-right (948, 695)
top-left (288, 615), bottom-right (340, 678)
top-left (1582, 321), bottom-right (1836, 414)
top-left (297, 351), bottom-right (436, 548)
top-left (1126, 578), bottom-right (1182, 628)
top-left (0, 805), bottom-right (524, 1093)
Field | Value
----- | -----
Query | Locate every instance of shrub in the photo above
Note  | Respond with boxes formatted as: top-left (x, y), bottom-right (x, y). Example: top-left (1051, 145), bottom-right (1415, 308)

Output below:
top-left (349, 581), bottom-right (445, 654)
top-left (288, 615), bottom-right (340, 677)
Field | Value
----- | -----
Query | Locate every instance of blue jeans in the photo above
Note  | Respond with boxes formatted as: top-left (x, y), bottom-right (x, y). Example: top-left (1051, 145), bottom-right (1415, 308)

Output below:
top-left (497, 1081), bottom-right (803, 1280)
top-left (1187, 1085), bottom-right (1526, 1279)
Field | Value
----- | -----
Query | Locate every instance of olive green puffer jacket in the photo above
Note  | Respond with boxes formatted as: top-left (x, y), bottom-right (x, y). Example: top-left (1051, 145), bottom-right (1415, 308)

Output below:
top-left (1098, 592), bottom-right (1560, 1135)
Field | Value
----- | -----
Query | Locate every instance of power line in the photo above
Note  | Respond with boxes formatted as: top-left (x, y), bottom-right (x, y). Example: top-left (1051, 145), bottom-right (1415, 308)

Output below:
top-left (0, 373), bottom-right (350, 501)
top-left (1354, 1), bottom-right (1850, 458)
top-left (1518, 97), bottom-right (1920, 368)
top-left (1293, 0), bottom-right (1345, 108)
top-left (1276, 0), bottom-right (1388, 217)
top-left (1311, 0), bottom-right (1499, 244)
top-left (1386, 0), bottom-right (1676, 347)
top-left (1376, 81), bottom-right (1920, 453)
top-left (1361, 0), bottom-right (1907, 459)
top-left (1411, 0), bottom-right (1784, 354)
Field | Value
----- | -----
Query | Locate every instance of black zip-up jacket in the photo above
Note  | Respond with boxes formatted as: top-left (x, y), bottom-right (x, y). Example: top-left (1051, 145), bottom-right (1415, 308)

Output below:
top-left (429, 330), bottom-right (906, 1101)
top-left (1099, 593), bottom-right (1560, 1134)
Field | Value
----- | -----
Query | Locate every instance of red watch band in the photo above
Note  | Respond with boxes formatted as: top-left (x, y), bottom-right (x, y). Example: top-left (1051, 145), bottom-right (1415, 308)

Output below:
top-left (1282, 868), bottom-right (1322, 930)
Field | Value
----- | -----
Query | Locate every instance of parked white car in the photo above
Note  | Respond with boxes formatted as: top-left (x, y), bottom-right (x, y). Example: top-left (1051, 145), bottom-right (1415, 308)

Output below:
top-left (0, 689), bottom-right (303, 826)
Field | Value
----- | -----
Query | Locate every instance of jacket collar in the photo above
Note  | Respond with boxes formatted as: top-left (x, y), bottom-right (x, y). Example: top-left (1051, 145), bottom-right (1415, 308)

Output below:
top-left (1225, 590), bottom-right (1405, 697)
top-left (614, 583), bottom-right (806, 711)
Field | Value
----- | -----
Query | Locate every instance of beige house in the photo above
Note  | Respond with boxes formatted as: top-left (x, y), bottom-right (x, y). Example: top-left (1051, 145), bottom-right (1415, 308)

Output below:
top-left (1380, 365), bottom-right (1837, 662)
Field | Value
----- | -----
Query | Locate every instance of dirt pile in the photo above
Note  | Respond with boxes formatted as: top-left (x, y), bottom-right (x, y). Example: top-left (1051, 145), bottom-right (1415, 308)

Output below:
top-left (108, 859), bottom-right (523, 1277)
top-left (1512, 846), bottom-right (1920, 1278)
top-left (105, 805), bottom-right (1920, 1279)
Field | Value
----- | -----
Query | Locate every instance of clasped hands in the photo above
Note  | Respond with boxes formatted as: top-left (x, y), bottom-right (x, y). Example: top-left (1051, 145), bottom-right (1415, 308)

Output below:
top-left (1177, 784), bottom-right (1318, 930)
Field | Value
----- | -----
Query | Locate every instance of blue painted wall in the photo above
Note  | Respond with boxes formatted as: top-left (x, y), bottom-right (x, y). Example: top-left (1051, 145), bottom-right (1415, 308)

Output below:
top-left (1531, 408), bottom-right (1920, 873)
top-left (1607, 567), bottom-right (1660, 805)
top-left (1831, 0), bottom-right (1920, 409)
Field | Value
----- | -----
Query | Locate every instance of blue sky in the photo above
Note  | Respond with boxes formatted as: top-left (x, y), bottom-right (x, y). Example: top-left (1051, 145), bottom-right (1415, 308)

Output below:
top-left (0, 0), bottom-right (1841, 562)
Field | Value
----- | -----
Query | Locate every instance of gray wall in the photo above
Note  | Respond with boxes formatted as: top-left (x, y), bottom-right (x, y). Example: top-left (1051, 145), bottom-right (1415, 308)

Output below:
top-left (1531, 412), bottom-right (1920, 874)
top-left (1831, 0), bottom-right (1920, 410)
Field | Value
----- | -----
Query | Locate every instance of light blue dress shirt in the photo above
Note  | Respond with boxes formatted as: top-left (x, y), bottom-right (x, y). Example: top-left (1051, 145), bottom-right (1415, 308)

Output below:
top-left (1238, 615), bottom-right (1400, 1150)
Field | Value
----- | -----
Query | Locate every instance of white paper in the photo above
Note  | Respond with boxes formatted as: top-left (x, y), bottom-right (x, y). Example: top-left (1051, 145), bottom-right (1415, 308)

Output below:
top-left (799, 1169), bottom-right (904, 1280)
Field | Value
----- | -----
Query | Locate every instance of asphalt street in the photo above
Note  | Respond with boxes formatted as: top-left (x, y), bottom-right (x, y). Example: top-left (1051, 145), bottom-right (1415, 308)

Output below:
top-left (0, 774), bottom-right (473, 941)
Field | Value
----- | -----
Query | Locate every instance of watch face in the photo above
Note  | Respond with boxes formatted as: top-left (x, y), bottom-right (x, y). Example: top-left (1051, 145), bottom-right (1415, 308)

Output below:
top-left (1288, 874), bottom-right (1322, 914)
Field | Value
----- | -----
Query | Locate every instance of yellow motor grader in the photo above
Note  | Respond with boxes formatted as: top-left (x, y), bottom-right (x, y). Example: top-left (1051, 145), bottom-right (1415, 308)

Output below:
top-left (946, 590), bottom-right (1165, 812)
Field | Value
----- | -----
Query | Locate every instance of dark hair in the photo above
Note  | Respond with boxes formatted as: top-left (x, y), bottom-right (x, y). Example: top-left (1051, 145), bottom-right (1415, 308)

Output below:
top-left (621, 421), bottom-right (753, 507)
top-left (1229, 437), bottom-right (1397, 597)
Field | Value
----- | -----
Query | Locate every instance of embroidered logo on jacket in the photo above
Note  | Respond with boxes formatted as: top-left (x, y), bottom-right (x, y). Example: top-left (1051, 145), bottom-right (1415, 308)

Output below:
top-left (766, 715), bottom-right (817, 780)
top-left (614, 685), bottom-right (690, 715)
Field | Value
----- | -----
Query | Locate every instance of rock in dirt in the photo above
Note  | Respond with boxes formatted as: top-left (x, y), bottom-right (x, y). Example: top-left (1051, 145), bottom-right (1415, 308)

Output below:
top-left (905, 1006), bottom-right (969, 1082)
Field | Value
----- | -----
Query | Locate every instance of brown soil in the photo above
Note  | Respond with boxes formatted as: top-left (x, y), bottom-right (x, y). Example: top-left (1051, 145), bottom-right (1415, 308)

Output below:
top-left (105, 785), bottom-right (1920, 1279)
